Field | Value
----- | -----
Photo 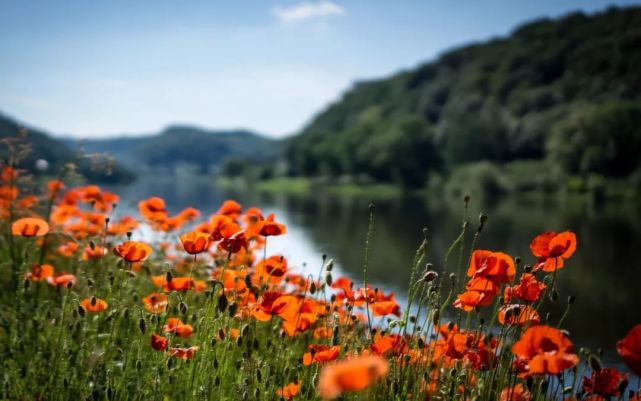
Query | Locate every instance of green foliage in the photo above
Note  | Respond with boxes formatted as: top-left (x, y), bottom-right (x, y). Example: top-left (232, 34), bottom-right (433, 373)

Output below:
top-left (284, 6), bottom-right (641, 187)
top-left (548, 102), bottom-right (641, 178)
top-left (0, 114), bottom-right (134, 183)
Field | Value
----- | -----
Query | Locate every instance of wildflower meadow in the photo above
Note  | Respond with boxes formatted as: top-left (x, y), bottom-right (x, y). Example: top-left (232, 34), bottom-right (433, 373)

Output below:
top-left (1, 143), bottom-right (640, 401)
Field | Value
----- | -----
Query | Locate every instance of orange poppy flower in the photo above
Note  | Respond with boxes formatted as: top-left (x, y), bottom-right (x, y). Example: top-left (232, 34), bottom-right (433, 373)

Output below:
top-left (218, 224), bottom-right (248, 254)
top-left (179, 231), bottom-right (211, 255)
top-left (370, 300), bottom-right (401, 317)
top-left (25, 264), bottom-right (54, 281)
top-left (317, 355), bottom-right (389, 399)
top-left (467, 250), bottom-right (515, 284)
top-left (371, 333), bottom-right (407, 357)
top-left (499, 384), bottom-right (532, 401)
top-left (511, 325), bottom-right (579, 376)
top-left (282, 312), bottom-right (317, 337)
top-left (143, 292), bottom-right (168, 314)
top-left (530, 231), bottom-right (577, 272)
top-left (113, 241), bottom-right (152, 263)
top-left (168, 346), bottom-right (198, 359)
top-left (47, 273), bottom-right (76, 288)
top-left (139, 196), bottom-right (168, 222)
top-left (216, 200), bottom-right (242, 219)
top-left (80, 297), bottom-right (108, 313)
top-left (504, 273), bottom-right (546, 303)
top-left (163, 317), bottom-right (194, 338)
top-left (453, 290), bottom-right (495, 312)
top-left (151, 333), bottom-right (168, 351)
top-left (276, 382), bottom-right (300, 400)
top-left (616, 324), bottom-right (641, 377)
top-left (260, 213), bottom-right (286, 237)
top-left (253, 292), bottom-right (298, 322)
top-left (11, 217), bottom-right (49, 237)
top-left (254, 255), bottom-right (288, 284)
top-left (498, 304), bottom-right (540, 326)
top-left (303, 345), bottom-right (341, 365)
top-left (582, 368), bottom-right (627, 397)
top-left (58, 241), bottom-right (80, 257)
top-left (82, 245), bottom-right (107, 261)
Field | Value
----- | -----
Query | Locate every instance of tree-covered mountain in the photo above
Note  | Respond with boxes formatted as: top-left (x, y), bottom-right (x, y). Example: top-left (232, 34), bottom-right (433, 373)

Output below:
top-left (68, 125), bottom-right (282, 175)
top-left (0, 113), bottom-right (134, 183)
top-left (283, 6), bottom-right (641, 189)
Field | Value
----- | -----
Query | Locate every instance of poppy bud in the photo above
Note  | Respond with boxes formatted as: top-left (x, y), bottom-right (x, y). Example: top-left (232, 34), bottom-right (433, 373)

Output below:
top-left (369, 202), bottom-right (375, 210)
top-left (433, 310), bottom-right (440, 326)
top-left (218, 328), bottom-right (226, 340)
top-left (107, 387), bottom-right (113, 400)
top-left (589, 355), bottom-right (601, 371)
top-left (618, 378), bottom-right (628, 394)
top-left (325, 259), bottom-right (334, 271)
top-left (464, 194), bottom-right (470, 203)
top-left (325, 273), bottom-right (333, 286)
top-left (526, 376), bottom-right (534, 390)
top-left (310, 282), bottom-right (316, 294)
top-left (409, 315), bottom-right (416, 323)
top-left (179, 302), bottom-right (188, 315)
top-left (228, 302), bottom-right (237, 317)
top-left (515, 256), bottom-right (521, 265)
top-left (550, 289), bottom-right (559, 302)
top-left (126, 231), bottom-right (132, 239)
top-left (215, 377), bottom-right (220, 386)
top-left (213, 357), bottom-right (219, 369)
top-left (89, 240), bottom-right (96, 250)
top-left (122, 308), bottom-right (130, 319)
top-left (105, 217), bottom-right (110, 225)
top-left (449, 273), bottom-right (456, 286)
top-left (78, 305), bottom-right (86, 317)
top-left (23, 279), bottom-right (30, 291)
top-left (136, 360), bottom-right (142, 371)
top-left (139, 318), bottom-right (147, 334)
top-left (217, 294), bottom-right (228, 313)
top-left (167, 358), bottom-right (173, 370)
top-left (524, 264), bottom-right (533, 273)
top-left (87, 278), bottom-right (94, 288)
top-left (256, 369), bottom-right (262, 383)
top-left (568, 295), bottom-right (576, 305)
top-left (422, 227), bottom-right (429, 237)
top-left (422, 270), bottom-right (438, 283)
top-left (66, 281), bottom-right (73, 290)
top-left (166, 271), bottom-right (173, 283)
top-left (418, 338), bottom-right (425, 348)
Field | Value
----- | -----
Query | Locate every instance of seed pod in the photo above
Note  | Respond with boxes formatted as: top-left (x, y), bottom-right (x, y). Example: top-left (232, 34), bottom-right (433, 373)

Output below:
top-left (138, 318), bottom-right (147, 334)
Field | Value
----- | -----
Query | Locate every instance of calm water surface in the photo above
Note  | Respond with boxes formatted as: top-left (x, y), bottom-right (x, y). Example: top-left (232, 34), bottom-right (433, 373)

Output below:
top-left (106, 175), bottom-right (641, 365)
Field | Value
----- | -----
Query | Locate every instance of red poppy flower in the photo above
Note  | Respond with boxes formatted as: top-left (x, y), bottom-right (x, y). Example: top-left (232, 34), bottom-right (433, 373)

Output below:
top-left (504, 273), bottom-right (546, 303)
top-left (143, 292), bottom-right (168, 314)
top-left (317, 355), bottom-right (389, 399)
top-left (582, 368), bottom-right (627, 397)
top-left (499, 384), bottom-right (532, 401)
top-left (47, 273), bottom-right (76, 288)
top-left (260, 213), bottom-right (286, 237)
top-left (616, 324), bottom-right (641, 377)
top-left (511, 325), bottom-right (579, 376)
top-left (453, 290), bottom-right (495, 312)
top-left (12, 217), bottom-right (49, 237)
top-left (25, 264), bottom-right (54, 281)
top-left (530, 231), bottom-right (577, 272)
top-left (303, 344), bottom-right (341, 365)
top-left (151, 333), bottom-right (168, 351)
top-left (179, 231), bottom-right (211, 255)
top-left (498, 304), bottom-right (540, 326)
top-left (168, 346), bottom-right (198, 359)
top-left (80, 297), bottom-right (108, 313)
top-left (113, 241), bottom-right (152, 263)
top-left (163, 317), bottom-right (194, 338)
top-left (467, 250), bottom-right (516, 284)
top-left (371, 333), bottom-right (407, 357)
top-left (276, 382), bottom-right (300, 400)
top-left (139, 197), bottom-right (168, 222)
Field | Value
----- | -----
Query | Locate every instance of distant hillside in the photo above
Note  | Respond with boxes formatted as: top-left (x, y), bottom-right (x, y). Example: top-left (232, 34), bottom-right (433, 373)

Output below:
top-left (68, 125), bottom-right (283, 175)
top-left (284, 6), bottom-right (641, 189)
top-left (0, 113), bottom-right (134, 183)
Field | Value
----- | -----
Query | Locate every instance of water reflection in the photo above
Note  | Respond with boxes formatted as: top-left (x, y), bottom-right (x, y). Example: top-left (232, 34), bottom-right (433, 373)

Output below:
top-left (107, 175), bottom-right (641, 364)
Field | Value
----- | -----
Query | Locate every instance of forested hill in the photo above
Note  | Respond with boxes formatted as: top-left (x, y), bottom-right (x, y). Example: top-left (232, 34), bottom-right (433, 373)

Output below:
top-left (70, 125), bottom-right (282, 174)
top-left (284, 6), bottom-right (641, 187)
top-left (0, 113), bottom-right (134, 183)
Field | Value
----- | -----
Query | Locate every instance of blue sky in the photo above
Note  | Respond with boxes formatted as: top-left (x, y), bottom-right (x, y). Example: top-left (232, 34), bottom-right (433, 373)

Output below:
top-left (1, 0), bottom-right (639, 138)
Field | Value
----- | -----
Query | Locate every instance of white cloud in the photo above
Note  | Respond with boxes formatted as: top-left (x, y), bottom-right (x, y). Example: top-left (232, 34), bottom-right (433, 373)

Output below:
top-left (273, 1), bottom-right (345, 23)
